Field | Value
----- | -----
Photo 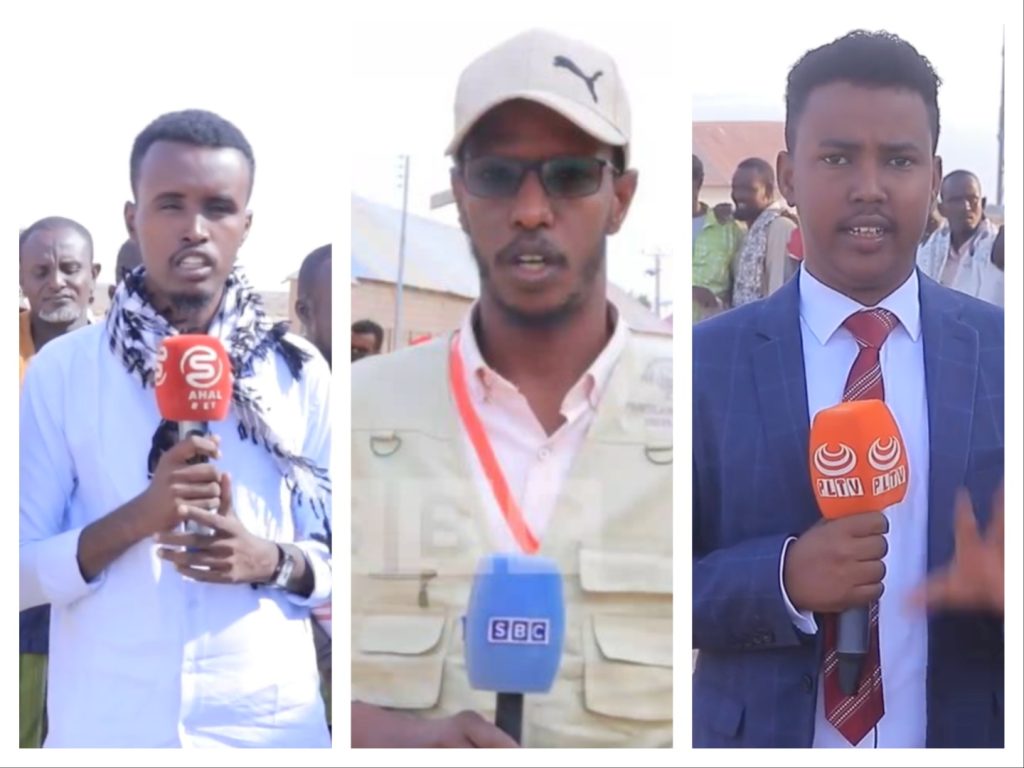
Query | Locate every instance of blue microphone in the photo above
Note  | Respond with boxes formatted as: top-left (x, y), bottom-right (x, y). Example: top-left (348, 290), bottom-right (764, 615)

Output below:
top-left (463, 553), bottom-right (565, 744)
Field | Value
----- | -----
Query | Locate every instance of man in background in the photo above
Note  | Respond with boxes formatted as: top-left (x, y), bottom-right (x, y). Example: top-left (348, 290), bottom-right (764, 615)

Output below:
top-left (692, 154), bottom-right (743, 321)
top-left (108, 239), bottom-right (143, 300)
top-left (351, 319), bottom-right (383, 361)
top-left (296, 244), bottom-right (332, 366)
top-left (730, 157), bottom-right (798, 307)
top-left (18, 215), bottom-right (100, 748)
top-left (917, 170), bottom-right (1000, 304)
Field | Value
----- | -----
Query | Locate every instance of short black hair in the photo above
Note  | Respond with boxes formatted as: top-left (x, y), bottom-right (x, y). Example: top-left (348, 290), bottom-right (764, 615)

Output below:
top-left (352, 319), bottom-right (384, 350)
top-left (940, 169), bottom-right (982, 197)
top-left (735, 157), bottom-right (775, 197)
top-left (115, 239), bottom-right (143, 281)
top-left (19, 216), bottom-right (94, 261)
top-left (693, 154), bottom-right (704, 185)
top-left (785, 30), bottom-right (942, 153)
top-left (130, 109), bottom-right (255, 197)
top-left (298, 244), bottom-right (332, 298)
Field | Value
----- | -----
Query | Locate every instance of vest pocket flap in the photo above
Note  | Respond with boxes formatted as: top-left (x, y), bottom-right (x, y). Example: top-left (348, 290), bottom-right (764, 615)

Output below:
top-left (583, 615), bottom-right (673, 722)
top-left (579, 548), bottom-right (672, 594)
top-left (354, 614), bottom-right (448, 711)
top-left (358, 614), bottom-right (446, 655)
top-left (593, 614), bottom-right (672, 668)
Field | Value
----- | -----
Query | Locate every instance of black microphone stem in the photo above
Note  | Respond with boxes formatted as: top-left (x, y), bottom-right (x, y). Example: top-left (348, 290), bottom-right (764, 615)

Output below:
top-left (495, 692), bottom-right (523, 744)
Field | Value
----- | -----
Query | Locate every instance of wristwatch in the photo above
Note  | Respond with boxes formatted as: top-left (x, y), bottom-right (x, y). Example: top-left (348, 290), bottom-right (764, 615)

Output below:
top-left (268, 544), bottom-right (296, 589)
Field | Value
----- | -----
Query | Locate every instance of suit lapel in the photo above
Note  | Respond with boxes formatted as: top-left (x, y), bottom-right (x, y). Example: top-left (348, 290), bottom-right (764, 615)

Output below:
top-left (751, 278), bottom-right (819, 528)
top-left (919, 275), bottom-right (980, 568)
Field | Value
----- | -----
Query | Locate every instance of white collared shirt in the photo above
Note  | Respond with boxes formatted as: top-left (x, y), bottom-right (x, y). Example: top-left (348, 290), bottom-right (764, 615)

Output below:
top-left (917, 220), bottom-right (1001, 306)
top-left (456, 304), bottom-right (628, 552)
top-left (782, 267), bottom-right (930, 747)
top-left (19, 324), bottom-right (332, 748)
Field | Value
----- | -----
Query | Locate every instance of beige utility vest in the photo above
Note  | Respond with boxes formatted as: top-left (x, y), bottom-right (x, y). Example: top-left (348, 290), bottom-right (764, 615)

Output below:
top-left (352, 331), bottom-right (673, 747)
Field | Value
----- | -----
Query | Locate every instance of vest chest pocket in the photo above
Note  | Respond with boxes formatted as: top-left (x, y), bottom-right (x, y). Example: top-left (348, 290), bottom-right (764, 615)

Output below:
top-left (354, 613), bottom-right (448, 710)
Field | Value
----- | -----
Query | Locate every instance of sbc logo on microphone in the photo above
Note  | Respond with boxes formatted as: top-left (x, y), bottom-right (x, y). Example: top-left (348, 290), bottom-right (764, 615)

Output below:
top-left (812, 442), bottom-right (864, 498)
top-left (487, 617), bottom-right (550, 645)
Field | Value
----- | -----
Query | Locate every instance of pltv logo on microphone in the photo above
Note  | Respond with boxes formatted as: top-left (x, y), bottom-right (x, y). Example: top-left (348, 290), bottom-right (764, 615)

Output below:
top-left (813, 442), bottom-right (864, 498)
top-left (181, 346), bottom-right (224, 389)
top-left (868, 437), bottom-right (906, 495)
top-left (487, 617), bottom-right (550, 645)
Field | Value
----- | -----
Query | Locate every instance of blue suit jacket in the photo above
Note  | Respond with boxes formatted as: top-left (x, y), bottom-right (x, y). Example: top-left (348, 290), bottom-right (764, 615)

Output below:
top-left (692, 271), bottom-right (1004, 748)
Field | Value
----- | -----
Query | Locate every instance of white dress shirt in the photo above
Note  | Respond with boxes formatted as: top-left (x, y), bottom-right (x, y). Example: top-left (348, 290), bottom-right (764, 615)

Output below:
top-left (917, 220), bottom-right (1001, 306)
top-left (781, 267), bottom-right (930, 747)
top-left (456, 305), bottom-right (628, 552)
top-left (20, 324), bottom-right (332, 748)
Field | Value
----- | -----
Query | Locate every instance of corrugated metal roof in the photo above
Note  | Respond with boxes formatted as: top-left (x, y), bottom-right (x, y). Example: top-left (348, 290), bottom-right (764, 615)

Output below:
top-left (351, 194), bottom-right (479, 298)
top-left (693, 121), bottom-right (786, 188)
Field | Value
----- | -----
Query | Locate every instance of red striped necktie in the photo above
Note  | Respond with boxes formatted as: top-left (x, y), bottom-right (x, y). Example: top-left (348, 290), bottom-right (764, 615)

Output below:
top-left (822, 307), bottom-right (898, 745)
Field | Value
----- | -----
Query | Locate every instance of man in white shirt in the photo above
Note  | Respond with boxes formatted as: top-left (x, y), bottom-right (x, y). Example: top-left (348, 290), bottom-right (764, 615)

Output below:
top-left (351, 29), bottom-right (672, 748)
top-left (693, 30), bottom-right (1004, 748)
top-left (20, 109), bottom-right (332, 748)
top-left (916, 170), bottom-right (1001, 304)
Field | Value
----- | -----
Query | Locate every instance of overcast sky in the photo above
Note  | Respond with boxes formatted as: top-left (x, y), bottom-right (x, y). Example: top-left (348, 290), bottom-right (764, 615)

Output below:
top-left (9, 1), bottom-right (337, 291)
top-left (692, 1), bottom-right (1009, 201)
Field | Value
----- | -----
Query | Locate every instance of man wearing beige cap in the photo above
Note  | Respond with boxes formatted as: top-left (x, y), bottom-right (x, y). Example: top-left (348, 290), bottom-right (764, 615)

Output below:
top-left (351, 28), bottom-right (672, 748)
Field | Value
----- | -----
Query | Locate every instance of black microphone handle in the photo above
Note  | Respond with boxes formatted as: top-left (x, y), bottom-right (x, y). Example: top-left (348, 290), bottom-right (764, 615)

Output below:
top-left (495, 692), bottom-right (523, 744)
top-left (836, 606), bottom-right (870, 696)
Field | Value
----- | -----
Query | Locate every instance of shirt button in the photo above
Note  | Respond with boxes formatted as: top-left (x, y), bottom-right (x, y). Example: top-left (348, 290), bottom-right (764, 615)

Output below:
top-left (801, 674), bottom-right (814, 693)
top-left (538, 447), bottom-right (551, 461)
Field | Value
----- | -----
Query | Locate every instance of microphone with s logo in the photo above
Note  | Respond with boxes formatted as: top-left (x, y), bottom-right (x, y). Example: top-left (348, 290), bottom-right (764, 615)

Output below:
top-left (809, 399), bottom-right (909, 694)
top-left (154, 335), bottom-right (233, 537)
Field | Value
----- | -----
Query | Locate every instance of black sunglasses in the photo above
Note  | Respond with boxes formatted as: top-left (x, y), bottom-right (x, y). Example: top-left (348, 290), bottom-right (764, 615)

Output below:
top-left (461, 155), bottom-right (617, 200)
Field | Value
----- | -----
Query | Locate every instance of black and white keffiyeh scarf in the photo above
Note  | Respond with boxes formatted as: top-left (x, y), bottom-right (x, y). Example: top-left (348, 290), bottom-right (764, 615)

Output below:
top-left (106, 265), bottom-right (331, 539)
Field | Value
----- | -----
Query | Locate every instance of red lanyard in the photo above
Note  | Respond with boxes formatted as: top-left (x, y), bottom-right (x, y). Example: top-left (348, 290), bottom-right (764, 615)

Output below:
top-left (448, 332), bottom-right (540, 554)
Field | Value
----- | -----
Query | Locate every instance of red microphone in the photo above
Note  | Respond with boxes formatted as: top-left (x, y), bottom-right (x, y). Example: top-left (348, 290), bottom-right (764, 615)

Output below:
top-left (154, 335), bottom-right (233, 535)
top-left (809, 399), bottom-right (909, 694)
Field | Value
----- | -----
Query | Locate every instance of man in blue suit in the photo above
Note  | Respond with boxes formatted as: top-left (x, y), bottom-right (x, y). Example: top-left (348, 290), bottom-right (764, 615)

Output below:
top-left (693, 30), bottom-right (1004, 748)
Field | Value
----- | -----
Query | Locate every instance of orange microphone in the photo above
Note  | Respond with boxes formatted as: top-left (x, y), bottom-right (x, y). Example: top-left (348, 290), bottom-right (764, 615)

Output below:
top-left (809, 399), bottom-right (909, 693)
top-left (154, 335), bottom-right (233, 536)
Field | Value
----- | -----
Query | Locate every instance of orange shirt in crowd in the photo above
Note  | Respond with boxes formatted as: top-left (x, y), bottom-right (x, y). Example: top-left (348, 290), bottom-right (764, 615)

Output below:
top-left (20, 309), bottom-right (36, 387)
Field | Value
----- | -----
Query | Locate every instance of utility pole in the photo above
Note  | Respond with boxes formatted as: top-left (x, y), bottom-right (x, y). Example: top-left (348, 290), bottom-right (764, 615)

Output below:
top-left (645, 249), bottom-right (663, 317)
top-left (997, 26), bottom-right (1005, 208)
top-left (393, 155), bottom-right (410, 351)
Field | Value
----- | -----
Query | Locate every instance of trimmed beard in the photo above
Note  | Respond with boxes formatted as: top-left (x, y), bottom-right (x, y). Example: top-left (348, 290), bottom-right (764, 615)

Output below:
top-left (37, 304), bottom-right (85, 324)
top-left (470, 238), bottom-right (606, 329)
top-left (167, 290), bottom-right (216, 314)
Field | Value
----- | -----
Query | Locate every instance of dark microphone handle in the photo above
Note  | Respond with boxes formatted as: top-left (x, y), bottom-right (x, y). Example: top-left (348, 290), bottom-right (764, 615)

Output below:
top-left (495, 692), bottom-right (523, 744)
top-left (836, 606), bottom-right (870, 696)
